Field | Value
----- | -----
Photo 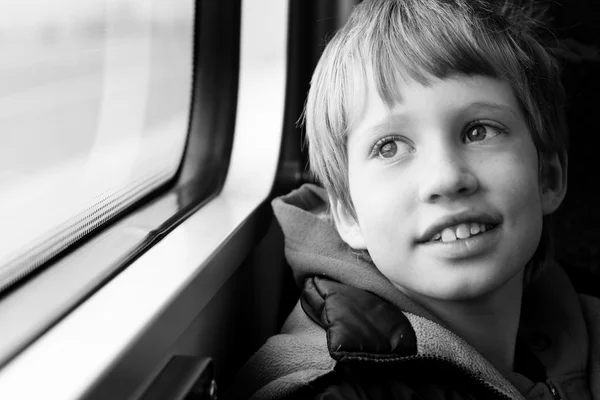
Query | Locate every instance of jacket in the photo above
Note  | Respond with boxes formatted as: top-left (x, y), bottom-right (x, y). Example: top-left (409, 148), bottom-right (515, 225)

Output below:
top-left (228, 184), bottom-right (600, 400)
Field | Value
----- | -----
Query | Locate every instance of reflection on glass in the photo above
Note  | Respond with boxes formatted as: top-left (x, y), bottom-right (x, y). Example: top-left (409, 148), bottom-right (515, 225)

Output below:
top-left (0, 0), bottom-right (195, 292)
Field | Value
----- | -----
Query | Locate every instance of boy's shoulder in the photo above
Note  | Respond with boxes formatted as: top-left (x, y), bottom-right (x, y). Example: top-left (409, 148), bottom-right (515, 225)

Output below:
top-left (223, 301), bottom-right (335, 400)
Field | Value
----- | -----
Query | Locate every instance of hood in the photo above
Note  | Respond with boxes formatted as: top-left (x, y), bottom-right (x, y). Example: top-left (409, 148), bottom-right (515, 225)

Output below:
top-left (272, 183), bottom-right (437, 320)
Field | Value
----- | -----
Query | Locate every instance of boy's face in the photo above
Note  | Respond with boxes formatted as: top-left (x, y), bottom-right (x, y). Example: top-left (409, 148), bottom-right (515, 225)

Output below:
top-left (332, 74), bottom-right (565, 301)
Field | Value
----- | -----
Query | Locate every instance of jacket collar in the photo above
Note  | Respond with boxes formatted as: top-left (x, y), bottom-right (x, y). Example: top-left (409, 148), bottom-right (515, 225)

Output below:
top-left (298, 264), bottom-right (594, 399)
top-left (301, 277), bottom-right (418, 361)
top-left (300, 275), bottom-right (526, 399)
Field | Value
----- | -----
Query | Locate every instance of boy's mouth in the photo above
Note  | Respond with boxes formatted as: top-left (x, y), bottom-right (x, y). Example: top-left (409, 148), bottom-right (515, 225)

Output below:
top-left (428, 222), bottom-right (497, 243)
top-left (416, 211), bottom-right (502, 244)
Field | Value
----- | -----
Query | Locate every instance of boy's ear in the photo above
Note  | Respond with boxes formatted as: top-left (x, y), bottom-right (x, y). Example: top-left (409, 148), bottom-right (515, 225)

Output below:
top-left (329, 197), bottom-right (368, 250)
top-left (541, 152), bottom-right (568, 215)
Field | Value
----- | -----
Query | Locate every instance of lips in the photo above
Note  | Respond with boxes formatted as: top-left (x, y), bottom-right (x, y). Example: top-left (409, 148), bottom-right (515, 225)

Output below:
top-left (416, 211), bottom-right (502, 244)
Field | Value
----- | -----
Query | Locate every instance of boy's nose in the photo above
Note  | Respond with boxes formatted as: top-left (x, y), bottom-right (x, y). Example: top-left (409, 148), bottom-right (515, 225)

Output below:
top-left (417, 150), bottom-right (479, 203)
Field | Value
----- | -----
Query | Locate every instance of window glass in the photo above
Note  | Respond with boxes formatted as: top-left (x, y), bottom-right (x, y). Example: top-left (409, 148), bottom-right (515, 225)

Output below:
top-left (0, 0), bottom-right (195, 292)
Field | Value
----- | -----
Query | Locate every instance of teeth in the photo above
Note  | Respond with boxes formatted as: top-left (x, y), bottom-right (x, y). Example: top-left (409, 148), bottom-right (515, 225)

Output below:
top-left (455, 224), bottom-right (470, 239)
top-left (432, 222), bottom-right (494, 242)
top-left (441, 228), bottom-right (457, 242)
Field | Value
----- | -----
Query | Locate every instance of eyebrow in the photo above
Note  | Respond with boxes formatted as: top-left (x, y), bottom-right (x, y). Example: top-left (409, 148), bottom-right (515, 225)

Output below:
top-left (465, 101), bottom-right (520, 118)
top-left (362, 100), bottom-right (520, 137)
top-left (367, 114), bottom-right (408, 136)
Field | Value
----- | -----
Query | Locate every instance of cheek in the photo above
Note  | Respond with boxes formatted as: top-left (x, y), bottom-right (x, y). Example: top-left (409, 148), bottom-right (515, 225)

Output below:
top-left (349, 173), bottom-right (414, 261)
top-left (486, 145), bottom-right (544, 244)
top-left (476, 132), bottom-right (537, 192)
top-left (497, 147), bottom-right (541, 208)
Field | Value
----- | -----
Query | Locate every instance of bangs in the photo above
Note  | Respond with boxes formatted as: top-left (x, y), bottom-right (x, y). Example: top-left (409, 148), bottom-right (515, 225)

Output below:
top-left (358, 0), bottom-right (532, 107)
top-left (305, 0), bottom-right (566, 217)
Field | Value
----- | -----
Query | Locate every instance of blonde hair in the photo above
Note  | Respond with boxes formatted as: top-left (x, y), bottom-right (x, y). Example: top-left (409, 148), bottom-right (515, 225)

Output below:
top-left (305, 0), bottom-right (567, 212)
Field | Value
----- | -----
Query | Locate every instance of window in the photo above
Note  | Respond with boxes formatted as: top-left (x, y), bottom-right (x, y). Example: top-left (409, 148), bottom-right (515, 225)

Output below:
top-left (0, 0), bottom-right (286, 398)
top-left (0, 0), bottom-right (194, 293)
top-left (0, 0), bottom-right (240, 375)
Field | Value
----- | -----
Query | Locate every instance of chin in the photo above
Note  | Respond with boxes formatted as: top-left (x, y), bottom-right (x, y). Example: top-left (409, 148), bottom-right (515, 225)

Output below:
top-left (429, 268), bottom-right (523, 302)
top-left (393, 265), bottom-right (524, 303)
top-left (428, 284), bottom-right (500, 302)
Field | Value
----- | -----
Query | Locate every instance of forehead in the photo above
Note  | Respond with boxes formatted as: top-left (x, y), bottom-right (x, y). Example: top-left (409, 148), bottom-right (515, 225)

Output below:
top-left (347, 72), bottom-right (522, 139)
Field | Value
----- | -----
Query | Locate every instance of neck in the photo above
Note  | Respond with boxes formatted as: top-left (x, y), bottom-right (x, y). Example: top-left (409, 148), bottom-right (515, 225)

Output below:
top-left (410, 271), bottom-right (524, 373)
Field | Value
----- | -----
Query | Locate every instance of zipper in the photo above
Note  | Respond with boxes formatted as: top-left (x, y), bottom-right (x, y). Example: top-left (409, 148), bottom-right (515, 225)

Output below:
top-left (545, 379), bottom-right (563, 400)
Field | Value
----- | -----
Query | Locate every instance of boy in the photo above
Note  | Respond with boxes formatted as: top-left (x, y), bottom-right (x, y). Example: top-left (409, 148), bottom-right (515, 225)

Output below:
top-left (228, 0), bottom-right (600, 399)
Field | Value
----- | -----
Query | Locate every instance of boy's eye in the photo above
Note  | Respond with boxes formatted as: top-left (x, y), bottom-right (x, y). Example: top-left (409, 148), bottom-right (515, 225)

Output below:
top-left (371, 136), bottom-right (413, 160)
top-left (463, 123), bottom-right (504, 144)
top-left (380, 141), bottom-right (398, 158)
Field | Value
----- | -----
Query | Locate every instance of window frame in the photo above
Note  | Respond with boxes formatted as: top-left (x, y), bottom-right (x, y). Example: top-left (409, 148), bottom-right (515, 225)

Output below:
top-left (0, 3), bottom-right (287, 397)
